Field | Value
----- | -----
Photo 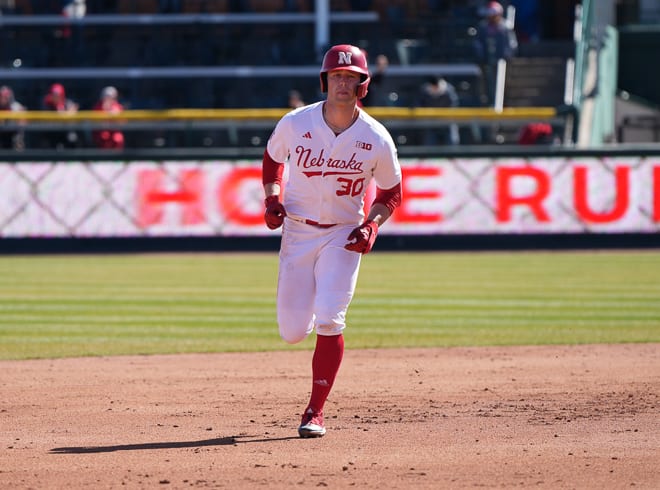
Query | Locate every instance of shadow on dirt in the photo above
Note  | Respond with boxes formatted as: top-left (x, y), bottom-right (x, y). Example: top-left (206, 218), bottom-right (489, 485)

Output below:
top-left (49, 435), bottom-right (299, 453)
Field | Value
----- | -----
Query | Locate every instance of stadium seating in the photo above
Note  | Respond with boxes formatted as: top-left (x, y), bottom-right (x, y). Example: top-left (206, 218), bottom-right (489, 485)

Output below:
top-left (0, 3), bottom-right (575, 149)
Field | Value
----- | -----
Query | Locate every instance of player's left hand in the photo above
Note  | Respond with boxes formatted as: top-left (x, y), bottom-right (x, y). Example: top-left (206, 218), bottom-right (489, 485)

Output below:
top-left (344, 220), bottom-right (378, 254)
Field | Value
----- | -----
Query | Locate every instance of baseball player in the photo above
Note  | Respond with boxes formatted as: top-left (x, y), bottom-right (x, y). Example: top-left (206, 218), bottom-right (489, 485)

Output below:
top-left (262, 44), bottom-right (402, 438)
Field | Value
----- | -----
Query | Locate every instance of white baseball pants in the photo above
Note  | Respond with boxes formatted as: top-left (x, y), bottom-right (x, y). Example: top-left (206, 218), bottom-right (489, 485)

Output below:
top-left (276, 218), bottom-right (362, 344)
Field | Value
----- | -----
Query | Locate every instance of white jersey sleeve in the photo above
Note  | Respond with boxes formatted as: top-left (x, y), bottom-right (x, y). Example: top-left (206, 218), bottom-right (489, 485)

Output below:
top-left (266, 101), bottom-right (401, 225)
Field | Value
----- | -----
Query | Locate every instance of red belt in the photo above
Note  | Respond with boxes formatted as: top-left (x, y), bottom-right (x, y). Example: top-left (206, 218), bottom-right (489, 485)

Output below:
top-left (304, 219), bottom-right (336, 228)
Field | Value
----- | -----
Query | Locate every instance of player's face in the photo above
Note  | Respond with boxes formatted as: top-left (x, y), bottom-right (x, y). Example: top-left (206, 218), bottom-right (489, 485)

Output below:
top-left (326, 70), bottom-right (361, 102)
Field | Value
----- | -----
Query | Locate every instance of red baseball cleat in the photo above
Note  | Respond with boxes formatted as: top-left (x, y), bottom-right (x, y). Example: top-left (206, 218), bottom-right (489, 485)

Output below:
top-left (298, 407), bottom-right (326, 438)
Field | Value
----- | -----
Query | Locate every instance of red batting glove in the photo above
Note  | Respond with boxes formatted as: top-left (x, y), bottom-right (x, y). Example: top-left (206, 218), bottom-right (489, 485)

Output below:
top-left (344, 220), bottom-right (378, 254)
top-left (264, 195), bottom-right (286, 230)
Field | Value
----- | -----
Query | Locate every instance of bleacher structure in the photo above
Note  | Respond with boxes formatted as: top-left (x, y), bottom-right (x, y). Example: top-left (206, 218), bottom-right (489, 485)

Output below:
top-left (0, 2), bottom-right (589, 151)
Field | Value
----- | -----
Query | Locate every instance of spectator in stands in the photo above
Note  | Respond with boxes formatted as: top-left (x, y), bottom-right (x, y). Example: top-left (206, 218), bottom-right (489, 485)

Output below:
top-left (62, 0), bottom-right (86, 18)
top-left (518, 122), bottom-right (555, 145)
top-left (362, 54), bottom-right (393, 107)
top-left (288, 90), bottom-right (305, 109)
top-left (92, 86), bottom-right (125, 150)
top-left (416, 76), bottom-right (460, 146)
top-left (41, 82), bottom-right (80, 149)
top-left (60, 0), bottom-right (87, 59)
top-left (510, 0), bottom-right (540, 43)
top-left (0, 85), bottom-right (26, 150)
top-left (472, 1), bottom-right (518, 106)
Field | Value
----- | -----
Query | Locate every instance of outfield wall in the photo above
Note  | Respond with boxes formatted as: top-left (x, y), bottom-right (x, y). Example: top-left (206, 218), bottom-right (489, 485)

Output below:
top-left (2, 148), bottom-right (660, 252)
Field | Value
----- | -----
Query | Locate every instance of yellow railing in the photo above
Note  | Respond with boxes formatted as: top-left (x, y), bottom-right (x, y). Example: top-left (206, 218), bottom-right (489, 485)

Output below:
top-left (1, 107), bottom-right (558, 122)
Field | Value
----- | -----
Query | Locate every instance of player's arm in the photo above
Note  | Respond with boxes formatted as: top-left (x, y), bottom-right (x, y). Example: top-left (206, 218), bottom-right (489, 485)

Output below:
top-left (345, 183), bottom-right (402, 254)
top-left (263, 149), bottom-right (284, 196)
top-left (262, 149), bottom-right (286, 229)
top-left (366, 183), bottom-right (402, 225)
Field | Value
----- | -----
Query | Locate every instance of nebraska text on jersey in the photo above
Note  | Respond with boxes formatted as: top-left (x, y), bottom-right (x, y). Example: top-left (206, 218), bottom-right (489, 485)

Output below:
top-left (295, 147), bottom-right (364, 174)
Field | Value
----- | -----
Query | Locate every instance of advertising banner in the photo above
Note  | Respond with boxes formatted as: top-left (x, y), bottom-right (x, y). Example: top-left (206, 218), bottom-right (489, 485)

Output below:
top-left (1, 157), bottom-right (658, 237)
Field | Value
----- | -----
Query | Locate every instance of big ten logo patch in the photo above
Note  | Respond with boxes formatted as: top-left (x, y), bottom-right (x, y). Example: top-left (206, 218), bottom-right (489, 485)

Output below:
top-left (356, 141), bottom-right (372, 150)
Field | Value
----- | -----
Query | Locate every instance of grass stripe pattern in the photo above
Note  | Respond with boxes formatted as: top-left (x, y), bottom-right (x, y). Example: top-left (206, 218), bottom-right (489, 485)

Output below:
top-left (1, 251), bottom-right (659, 360)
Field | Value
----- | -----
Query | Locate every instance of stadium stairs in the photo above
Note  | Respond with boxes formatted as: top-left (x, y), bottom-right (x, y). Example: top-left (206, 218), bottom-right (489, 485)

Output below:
top-left (497, 40), bottom-right (575, 143)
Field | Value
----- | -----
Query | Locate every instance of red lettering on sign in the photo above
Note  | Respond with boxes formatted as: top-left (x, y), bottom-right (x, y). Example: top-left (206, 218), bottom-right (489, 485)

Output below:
top-left (574, 166), bottom-right (629, 223)
top-left (496, 167), bottom-right (551, 222)
top-left (137, 169), bottom-right (205, 227)
top-left (393, 167), bottom-right (443, 223)
top-left (654, 166), bottom-right (660, 222)
top-left (217, 167), bottom-right (263, 226)
top-left (125, 160), bottom-right (659, 233)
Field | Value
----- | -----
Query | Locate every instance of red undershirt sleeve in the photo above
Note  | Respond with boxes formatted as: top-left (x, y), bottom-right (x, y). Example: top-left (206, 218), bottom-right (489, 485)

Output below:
top-left (262, 150), bottom-right (284, 186)
top-left (373, 183), bottom-right (402, 215)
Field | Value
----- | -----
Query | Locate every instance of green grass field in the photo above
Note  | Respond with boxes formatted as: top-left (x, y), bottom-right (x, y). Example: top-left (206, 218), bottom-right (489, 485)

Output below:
top-left (1, 251), bottom-right (659, 360)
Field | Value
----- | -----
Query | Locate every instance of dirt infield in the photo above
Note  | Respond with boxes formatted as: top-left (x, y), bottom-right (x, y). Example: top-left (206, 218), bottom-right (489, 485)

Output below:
top-left (2, 344), bottom-right (659, 489)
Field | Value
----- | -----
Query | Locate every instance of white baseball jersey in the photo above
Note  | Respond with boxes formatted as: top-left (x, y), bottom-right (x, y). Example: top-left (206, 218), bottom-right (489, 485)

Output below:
top-left (266, 101), bottom-right (401, 225)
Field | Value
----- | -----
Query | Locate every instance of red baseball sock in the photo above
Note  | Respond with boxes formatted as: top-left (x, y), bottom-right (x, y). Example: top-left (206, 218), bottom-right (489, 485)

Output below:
top-left (307, 333), bottom-right (344, 413)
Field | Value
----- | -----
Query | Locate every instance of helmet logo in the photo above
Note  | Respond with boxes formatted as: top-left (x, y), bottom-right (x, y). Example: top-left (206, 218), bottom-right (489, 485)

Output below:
top-left (338, 51), bottom-right (353, 65)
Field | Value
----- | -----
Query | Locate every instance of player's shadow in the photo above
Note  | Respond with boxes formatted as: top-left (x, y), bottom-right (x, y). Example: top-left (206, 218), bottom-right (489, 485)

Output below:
top-left (49, 435), bottom-right (298, 454)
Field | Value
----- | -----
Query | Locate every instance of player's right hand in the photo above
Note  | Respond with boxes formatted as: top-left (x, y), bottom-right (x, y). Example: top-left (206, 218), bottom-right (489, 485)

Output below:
top-left (264, 195), bottom-right (287, 230)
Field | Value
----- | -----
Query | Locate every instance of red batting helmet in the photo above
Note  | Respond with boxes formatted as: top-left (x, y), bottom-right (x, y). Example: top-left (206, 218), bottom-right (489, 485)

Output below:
top-left (320, 44), bottom-right (370, 99)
